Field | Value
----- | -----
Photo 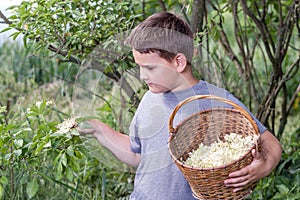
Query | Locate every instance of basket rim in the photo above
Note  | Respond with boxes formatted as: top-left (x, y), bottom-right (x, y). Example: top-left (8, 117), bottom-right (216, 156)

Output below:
top-left (168, 107), bottom-right (260, 170)
top-left (168, 95), bottom-right (259, 134)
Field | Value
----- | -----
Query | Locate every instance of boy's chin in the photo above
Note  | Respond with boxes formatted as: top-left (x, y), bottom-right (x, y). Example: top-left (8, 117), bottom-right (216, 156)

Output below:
top-left (148, 87), bottom-right (169, 94)
top-left (147, 83), bottom-right (171, 93)
top-left (149, 90), bottom-right (163, 94)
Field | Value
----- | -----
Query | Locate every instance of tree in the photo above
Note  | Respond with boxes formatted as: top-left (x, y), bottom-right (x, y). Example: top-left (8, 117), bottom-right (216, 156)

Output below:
top-left (198, 0), bottom-right (300, 139)
top-left (1, 0), bottom-right (143, 112)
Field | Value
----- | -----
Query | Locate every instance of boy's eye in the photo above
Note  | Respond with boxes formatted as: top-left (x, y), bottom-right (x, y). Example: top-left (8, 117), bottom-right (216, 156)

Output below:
top-left (146, 65), bottom-right (156, 70)
top-left (139, 65), bottom-right (155, 70)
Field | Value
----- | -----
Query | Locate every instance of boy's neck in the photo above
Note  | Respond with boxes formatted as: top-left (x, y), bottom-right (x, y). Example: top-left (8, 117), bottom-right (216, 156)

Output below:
top-left (170, 77), bottom-right (199, 92)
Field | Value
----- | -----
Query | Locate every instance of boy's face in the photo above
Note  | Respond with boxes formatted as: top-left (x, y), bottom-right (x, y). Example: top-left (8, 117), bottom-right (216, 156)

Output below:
top-left (132, 49), bottom-right (181, 93)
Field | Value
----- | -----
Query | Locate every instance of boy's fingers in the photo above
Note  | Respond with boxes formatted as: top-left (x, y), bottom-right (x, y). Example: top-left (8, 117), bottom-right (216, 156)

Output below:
top-left (76, 127), bottom-right (96, 135)
top-left (252, 148), bottom-right (263, 161)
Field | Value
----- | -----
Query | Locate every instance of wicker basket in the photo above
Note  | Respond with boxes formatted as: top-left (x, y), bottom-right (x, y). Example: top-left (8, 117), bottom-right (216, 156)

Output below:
top-left (168, 95), bottom-right (260, 200)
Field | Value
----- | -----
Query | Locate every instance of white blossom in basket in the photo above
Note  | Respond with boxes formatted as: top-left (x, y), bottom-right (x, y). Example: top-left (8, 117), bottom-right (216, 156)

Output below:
top-left (185, 133), bottom-right (259, 168)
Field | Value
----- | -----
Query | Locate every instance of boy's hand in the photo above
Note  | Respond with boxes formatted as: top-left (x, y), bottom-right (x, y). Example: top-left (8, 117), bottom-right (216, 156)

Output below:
top-left (224, 148), bottom-right (266, 192)
top-left (76, 119), bottom-right (98, 135)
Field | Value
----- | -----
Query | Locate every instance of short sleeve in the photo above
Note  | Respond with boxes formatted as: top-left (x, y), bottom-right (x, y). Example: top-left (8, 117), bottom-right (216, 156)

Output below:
top-left (129, 115), bottom-right (141, 153)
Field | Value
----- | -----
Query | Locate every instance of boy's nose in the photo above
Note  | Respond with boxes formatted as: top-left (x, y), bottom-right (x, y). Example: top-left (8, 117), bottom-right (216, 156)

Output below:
top-left (139, 67), bottom-right (147, 81)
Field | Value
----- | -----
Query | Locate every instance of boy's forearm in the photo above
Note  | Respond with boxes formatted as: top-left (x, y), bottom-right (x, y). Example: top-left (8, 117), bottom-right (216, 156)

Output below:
top-left (260, 130), bottom-right (282, 177)
top-left (93, 121), bottom-right (141, 167)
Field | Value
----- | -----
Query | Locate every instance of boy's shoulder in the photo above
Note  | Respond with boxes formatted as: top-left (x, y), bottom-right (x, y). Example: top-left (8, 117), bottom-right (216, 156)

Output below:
top-left (137, 91), bottom-right (163, 109)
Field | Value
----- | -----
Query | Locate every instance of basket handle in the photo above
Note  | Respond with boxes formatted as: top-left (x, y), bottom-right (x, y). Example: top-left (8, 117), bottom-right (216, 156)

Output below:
top-left (168, 95), bottom-right (259, 134)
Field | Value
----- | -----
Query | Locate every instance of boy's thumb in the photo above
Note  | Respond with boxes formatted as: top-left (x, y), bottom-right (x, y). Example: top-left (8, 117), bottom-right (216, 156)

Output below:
top-left (76, 127), bottom-right (96, 135)
top-left (251, 148), bottom-right (263, 160)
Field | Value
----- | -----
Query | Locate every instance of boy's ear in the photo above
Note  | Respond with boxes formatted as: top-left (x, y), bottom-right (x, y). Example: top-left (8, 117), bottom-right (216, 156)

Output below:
top-left (175, 53), bottom-right (188, 73)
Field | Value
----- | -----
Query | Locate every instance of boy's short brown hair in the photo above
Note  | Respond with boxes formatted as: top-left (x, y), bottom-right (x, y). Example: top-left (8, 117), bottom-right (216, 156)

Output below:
top-left (125, 12), bottom-right (194, 64)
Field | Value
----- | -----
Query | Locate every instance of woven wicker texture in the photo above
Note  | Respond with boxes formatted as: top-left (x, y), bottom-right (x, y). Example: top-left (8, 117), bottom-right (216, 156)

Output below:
top-left (168, 95), bottom-right (260, 200)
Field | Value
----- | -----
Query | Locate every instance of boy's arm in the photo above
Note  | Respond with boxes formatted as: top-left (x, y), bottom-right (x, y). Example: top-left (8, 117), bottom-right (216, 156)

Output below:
top-left (77, 119), bottom-right (141, 167)
top-left (224, 130), bottom-right (282, 192)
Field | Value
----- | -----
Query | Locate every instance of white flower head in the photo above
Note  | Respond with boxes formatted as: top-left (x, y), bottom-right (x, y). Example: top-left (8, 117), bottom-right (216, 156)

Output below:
top-left (56, 118), bottom-right (78, 134)
top-left (35, 101), bottom-right (42, 107)
top-left (0, 106), bottom-right (6, 114)
top-left (46, 100), bottom-right (54, 106)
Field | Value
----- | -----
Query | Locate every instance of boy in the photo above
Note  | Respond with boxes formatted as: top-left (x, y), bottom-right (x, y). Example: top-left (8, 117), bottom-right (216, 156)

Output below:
top-left (78, 12), bottom-right (282, 200)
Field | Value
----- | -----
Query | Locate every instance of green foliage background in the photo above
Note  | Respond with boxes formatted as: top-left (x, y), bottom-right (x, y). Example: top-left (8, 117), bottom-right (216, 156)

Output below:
top-left (0, 0), bottom-right (299, 199)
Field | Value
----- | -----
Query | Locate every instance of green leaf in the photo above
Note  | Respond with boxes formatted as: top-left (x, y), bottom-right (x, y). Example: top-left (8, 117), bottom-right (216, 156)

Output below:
top-left (70, 129), bottom-right (79, 136)
top-left (0, 176), bottom-right (8, 185)
top-left (30, 105), bottom-right (40, 113)
top-left (66, 167), bottom-right (73, 181)
top-left (44, 141), bottom-right (51, 148)
top-left (276, 184), bottom-right (289, 194)
top-left (15, 128), bottom-right (32, 136)
top-left (13, 149), bottom-right (22, 158)
top-left (4, 153), bottom-right (11, 160)
top-left (10, 31), bottom-right (22, 40)
top-left (0, 27), bottom-right (12, 33)
top-left (288, 192), bottom-right (300, 200)
top-left (35, 142), bottom-right (45, 155)
top-left (14, 139), bottom-right (24, 148)
top-left (55, 162), bottom-right (63, 180)
top-left (61, 153), bottom-right (67, 167)
top-left (26, 176), bottom-right (39, 199)
top-left (66, 145), bottom-right (74, 157)
top-left (0, 184), bottom-right (3, 199)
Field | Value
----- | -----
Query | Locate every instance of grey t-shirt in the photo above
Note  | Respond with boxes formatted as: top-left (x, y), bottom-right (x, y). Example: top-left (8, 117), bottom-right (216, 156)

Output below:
top-left (129, 80), bottom-right (267, 200)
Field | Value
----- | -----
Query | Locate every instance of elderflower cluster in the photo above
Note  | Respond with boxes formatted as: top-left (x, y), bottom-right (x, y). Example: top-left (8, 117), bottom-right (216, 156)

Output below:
top-left (56, 118), bottom-right (78, 134)
top-left (35, 100), bottom-right (54, 107)
top-left (0, 106), bottom-right (6, 114)
top-left (185, 133), bottom-right (259, 168)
